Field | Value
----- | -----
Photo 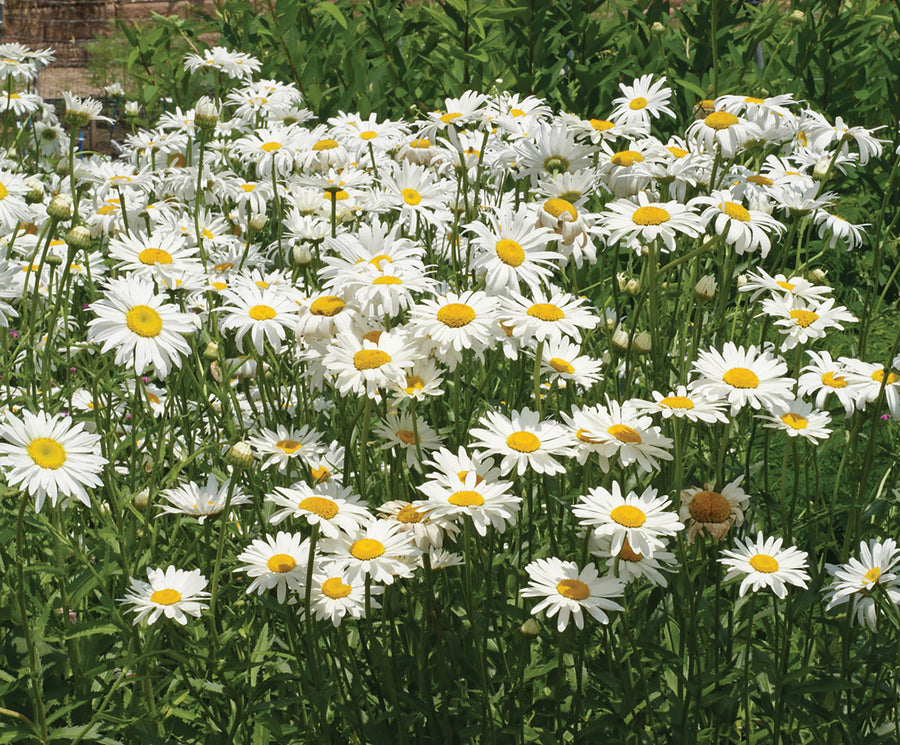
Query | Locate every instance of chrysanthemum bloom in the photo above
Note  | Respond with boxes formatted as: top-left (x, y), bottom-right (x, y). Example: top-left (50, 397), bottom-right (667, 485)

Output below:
top-left (119, 566), bottom-right (210, 625)
top-left (234, 531), bottom-right (310, 604)
top-left (691, 343), bottom-right (793, 415)
top-left (825, 539), bottom-right (900, 631)
top-left (158, 475), bottom-right (250, 524)
top-left (719, 533), bottom-right (809, 598)
top-left (574, 482), bottom-right (683, 559)
top-left (468, 408), bottom-right (573, 476)
top-left (0, 410), bottom-right (106, 512)
top-left (759, 399), bottom-right (832, 443)
top-left (521, 557), bottom-right (624, 631)
top-left (87, 278), bottom-right (198, 379)
top-left (679, 476), bottom-right (750, 542)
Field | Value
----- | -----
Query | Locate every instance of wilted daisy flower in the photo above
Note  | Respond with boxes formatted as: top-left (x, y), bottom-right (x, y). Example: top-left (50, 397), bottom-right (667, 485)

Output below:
top-left (322, 520), bottom-right (419, 586)
top-left (119, 566), bottom-right (210, 625)
top-left (691, 343), bottom-right (793, 415)
top-left (719, 533), bottom-right (809, 598)
top-left (158, 475), bottom-right (250, 524)
top-left (610, 74), bottom-right (675, 128)
top-left (589, 534), bottom-right (677, 587)
top-left (631, 386), bottom-right (729, 424)
top-left (249, 424), bottom-right (324, 472)
top-left (521, 558), bottom-right (624, 631)
top-left (814, 210), bottom-right (868, 250)
top-left (759, 399), bottom-right (832, 442)
top-left (305, 563), bottom-right (382, 626)
top-left (415, 471), bottom-right (521, 537)
top-left (234, 531), bottom-right (310, 604)
top-left (761, 296), bottom-right (856, 350)
top-left (469, 408), bottom-right (573, 476)
top-left (797, 351), bottom-right (858, 416)
top-left (679, 476), bottom-right (750, 542)
top-left (574, 482), bottom-right (683, 559)
top-left (267, 481), bottom-right (372, 538)
top-left (825, 539), bottom-right (900, 631)
top-left (87, 278), bottom-right (198, 378)
top-left (0, 410), bottom-right (106, 512)
top-left (603, 192), bottom-right (703, 254)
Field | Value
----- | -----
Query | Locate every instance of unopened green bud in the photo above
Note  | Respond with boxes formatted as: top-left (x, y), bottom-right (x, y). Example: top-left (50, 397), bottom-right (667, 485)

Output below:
top-left (788, 9), bottom-right (805, 24)
top-left (520, 618), bottom-right (540, 637)
top-left (226, 441), bottom-right (254, 469)
top-left (65, 225), bottom-right (92, 252)
top-left (48, 193), bottom-right (73, 221)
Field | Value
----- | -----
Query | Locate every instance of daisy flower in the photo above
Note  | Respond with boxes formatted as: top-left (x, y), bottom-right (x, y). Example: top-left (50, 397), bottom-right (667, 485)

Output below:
top-left (719, 532), bottom-right (809, 598)
top-left (234, 531), bottom-right (310, 604)
top-left (691, 343), bottom-right (793, 415)
top-left (759, 398), bottom-right (832, 442)
top-left (501, 287), bottom-right (599, 348)
top-left (738, 268), bottom-right (833, 304)
top-left (602, 192), bottom-right (703, 254)
top-left (797, 351), bottom-right (858, 416)
top-left (521, 558), bottom-right (624, 631)
top-left (0, 410), bottom-right (106, 512)
top-left (391, 359), bottom-right (445, 402)
top-left (537, 337), bottom-right (603, 389)
top-left (376, 411), bottom-right (442, 469)
top-left (814, 210), bottom-right (868, 250)
top-left (631, 386), bottom-right (729, 424)
top-left (158, 475), bottom-right (250, 524)
top-left (422, 446), bottom-right (506, 488)
top-left (119, 566), bottom-right (210, 625)
top-left (679, 476), bottom-right (750, 542)
top-left (248, 424), bottom-right (324, 472)
top-left (267, 481), bottom-right (373, 538)
top-left (558, 404), bottom-right (611, 470)
top-left (825, 539), bottom-right (900, 631)
top-left (407, 290), bottom-right (498, 369)
top-left (589, 534), bottom-right (677, 587)
top-left (377, 500), bottom-right (458, 550)
top-left (686, 110), bottom-right (763, 157)
top-left (836, 358), bottom-right (900, 419)
top-left (87, 278), bottom-right (198, 379)
top-left (218, 286), bottom-right (300, 354)
top-left (761, 296), bottom-right (856, 350)
top-left (468, 408), bottom-right (573, 477)
top-left (695, 191), bottom-right (784, 257)
top-left (466, 205), bottom-right (562, 295)
top-left (321, 520), bottom-right (419, 586)
top-left (306, 563), bottom-right (382, 626)
top-left (580, 398), bottom-right (674, 473)
top-left (415, 471), bottom-right (521, 537)
top-left (514, 122), bottom-right (595, 182)
top-left (609, 74), bottom-right (675, 128)
top-left (231, 126), bottom-right (300, 178)
top-left (323, 330), bottom-right (417, 399)
top-left (573, 483), bottom-right (684, 559)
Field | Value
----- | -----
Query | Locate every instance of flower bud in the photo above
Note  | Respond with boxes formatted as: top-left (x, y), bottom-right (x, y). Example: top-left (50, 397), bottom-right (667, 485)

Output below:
top-left (249, 212), bottom-right (268, 232)
top-left (694, 274), bottom-right (717, 300)
top-left (26, 183), bottom-right (44, 205)
top-left (813, 158), bottom-right (831, 181)
top-left (293, 242), bottom-right (313, 266)
top-left (651, 21), bottom-right (665, 36)
top-left (736, 273), bottom-right (749, 288)
top-left (133, 487), bottom-right (149, 508)
top-left (520, 618), bottom-right (540, 637)
top-left (227, 441), bottom-right (254, 469)
top-left (625, 278), bottom-right (640, 296)
top-left (194, 96), bottom-right (219, 133)
top-left (203, 341), bottom-right (219, 360)
top-left (616, 273), bottom-right (628, 292)
top-left (47, 193), bottom-right (73, 221)
top-left (634, 331), bottom-right (652, 355)
top-left (124, 101), bottom-right (140, 117)
top-left (788, 9), bottom-right (805, 24)
top-left (104, 82), bottom-right (124, 97)
top-left (45, 254), bottom-right (63, 267)
top-left (611, 326), bottom-right (630, 353)
top-left (65, 225), bottom-right (92, 252)
top-left (808, 268), bottom-right (827, 283)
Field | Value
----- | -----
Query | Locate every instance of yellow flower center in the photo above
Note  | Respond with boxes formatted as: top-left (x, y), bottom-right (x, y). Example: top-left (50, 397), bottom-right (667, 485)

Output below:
top-left (310, 296), bottom-right (345, 316)
top-left (629, 96), bottom-right (648, 110)
top-left (609, 505), bottom-right (647, 528)
top-left (543, 198), bottom-right (577, 220)
top-left (360, 130), bottom-right (378, 140)
top-left (744, 96), bottom-right (765, 104)
top-left (747, 175), bottom-right (774, 186)
top-left (556, 579), bottom-right (590, 600)
top-left (496, 238), bottom-right (525, 267)
top-left (667, 146), bottom-right (689, 158)
top-left (440, 112), bottom-right (462, 124)
top-left (659, 395), bottom-right (694, 410)
top-left (688, 490), bottom-right (731, 523)
top-left (260, 141), bottom-right (282, 152)
top-left (312, 138), bottom-right (339, 151)
top-left (449, 490), bottom-right (485, 507)
top-left (405, 375), bottom-right (425, 394)
top-left (436, 302), bottom-right (476, 328)
top-left (125, 305), bottom-right (163, 338)
top-left (704, 111), bottom-right (739, 130)
top-left (353, 349), bottom-right (391, 370)
top-left (506, 431), bottom-right (541, 453)
top-left (510, 108), bottom-right (526, 117)
top-left (864, 566), bottom-right (881, 584)
top-left (723, 202), bottom-right (751, 222)
top-left (590, 119), bottom-right (614, 131)
top-left (323, 189), bottom-right (350, 201)
top-left (373, 275), bottom-right (403, 285)
top-left (723, 367), bottom-right (759, 389)
top-left (350, 539), bottom-right (385, 560)
top-left (611, 150), bottom-right (643, 167)
top-left (410, 138), bottom-right (432, 149)
top-left (369, 254), bottom-right (392, 267)
top-left (27, 437), bottom-right (66, 469)
top-left (402, 188), bottom-right (422, 205)
top-left (363, 331), bottom-right (383, 343)
top-left (576, 428), bottom-right (601, 443)
top-left (872, 369), bottom-right (900, 385)
top-left (749, 554), bottom-right (779, 573)
top-left (214, 262), bottom-right (233, 272)
top-left (527, 303), bottom-right (564, 322)
top-left (396, 429), bottom-right (418, 445)
top-left (607, 424), bottom-right (641, 444)
top-left (240, 183), bottom-right (256, 192)
top-left (298, 496), bottom-right (339, 519)
top-left (821, 371), bottom-right (847, 388)
top-left (396, 504), bottom-right (424, 523)
top-left (276, 439), bottom-right (303, 454)
top-left (150, 588), bottom-right (182, 605)
top-left (549, 358), bottom-right (575, 374)
top-left (632, 206), bottom-right (670, 226)
top-left (311, 466), bottom-right (331, 482)
top-left (138, 248), bottom-right (173, 265)
top-left (248, 304), bottom-right (277, 321)
top-left (780, 413), bottom-right (808, 430)
top-left (322, 577), bottom-right (353, 598)
top-left (789, 309), bottom-right (819, 328)
top-left (266, 553), bottom-right (297, 573)
top-left (776, 281), bottom-right (795, 291)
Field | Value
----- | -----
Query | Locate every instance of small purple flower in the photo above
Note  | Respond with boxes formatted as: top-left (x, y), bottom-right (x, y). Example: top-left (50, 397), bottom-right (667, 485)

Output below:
top-left (882, 414), bottom-right (891, 421)
top-left (10, 330), bottom-right (19, 338)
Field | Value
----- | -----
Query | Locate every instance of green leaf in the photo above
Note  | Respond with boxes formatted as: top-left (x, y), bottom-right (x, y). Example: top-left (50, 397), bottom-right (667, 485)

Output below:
top-left (315, 1), bottom-right (348, 30)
